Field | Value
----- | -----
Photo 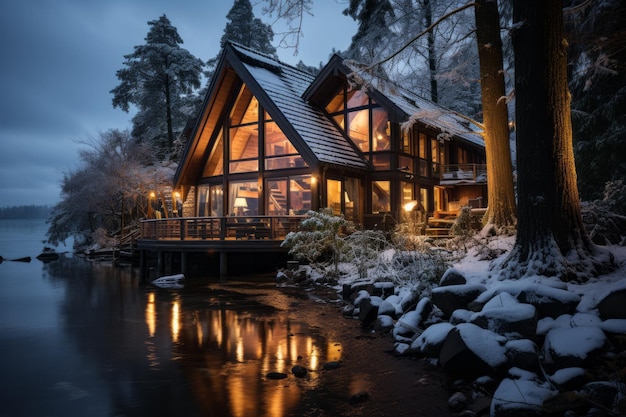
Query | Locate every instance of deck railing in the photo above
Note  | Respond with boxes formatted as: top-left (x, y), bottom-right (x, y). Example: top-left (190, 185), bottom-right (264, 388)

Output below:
top-left (439, 164), bottom-right (487, 184)
top-left (140, 215), bottom-right (306, 241)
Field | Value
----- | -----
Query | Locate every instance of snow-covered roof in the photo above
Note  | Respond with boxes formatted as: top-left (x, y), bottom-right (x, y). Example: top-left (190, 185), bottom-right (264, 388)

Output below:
top-left (346, 66), bottom-right (484, 147)
top-left (230, 43), bottom-right (369, 170)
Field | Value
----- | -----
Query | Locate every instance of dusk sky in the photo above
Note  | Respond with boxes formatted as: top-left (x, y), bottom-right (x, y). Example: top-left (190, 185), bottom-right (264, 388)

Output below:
top-left (0, 0), bottom-right (356, 207)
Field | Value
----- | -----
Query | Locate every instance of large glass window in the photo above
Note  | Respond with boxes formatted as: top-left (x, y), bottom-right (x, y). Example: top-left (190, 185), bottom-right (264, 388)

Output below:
top-left (372, 181), bottom-right (390, 214)
top-left (347, 108), bottom-right (370, 152)
top-left (229, 181), bottom-right (259, 216)
top-left (229, 92), bottom-right (259, 174)
top-left (372, 108), bottom-right (390, 151)
top-left (326, 178), bottom-right (359, 221)
top-left (264, 115), bottom-right (307, 170)
top-left (203, 128), bottom-right (224, 177)
top-left (268, 176), bottom-right (312, 215)
top-left (327, 179), bottom-right (342, 215)
top-left (197, 184), bottom-right (223, 216)
top-left (289, 175), bottom-right (312, 214)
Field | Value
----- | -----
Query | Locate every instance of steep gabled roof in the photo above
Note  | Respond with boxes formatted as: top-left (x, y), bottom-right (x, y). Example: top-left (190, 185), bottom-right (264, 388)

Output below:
top-left (228, 43), bottom-right (368, 169)
top-left (304, 54), bottom-right (484, 148)
top-left (174, 42), bottom-right (369, 190)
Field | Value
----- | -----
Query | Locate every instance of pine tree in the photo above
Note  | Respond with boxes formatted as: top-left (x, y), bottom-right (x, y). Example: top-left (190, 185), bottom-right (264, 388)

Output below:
top-left (204, 0), bottom-right (277, 82)
top-left (566, 0), bottom-right (626, 202)
top-left (111, 15), bottom-right (204, 159)
top-left (343, 0), bottom-right (395, 66)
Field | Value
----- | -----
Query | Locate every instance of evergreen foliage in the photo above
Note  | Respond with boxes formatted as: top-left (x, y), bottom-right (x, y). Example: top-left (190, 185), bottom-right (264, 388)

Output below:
top-left (111, 15), bottom-right (204, 160)
top-left (567, 0), bottom-right (626, 201)
top-left (204, 0), bottom-right (277, 82)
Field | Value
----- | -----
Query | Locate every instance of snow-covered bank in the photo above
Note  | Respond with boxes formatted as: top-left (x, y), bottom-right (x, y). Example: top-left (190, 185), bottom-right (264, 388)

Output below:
top-left (280, 237), bottom-right (626, 416)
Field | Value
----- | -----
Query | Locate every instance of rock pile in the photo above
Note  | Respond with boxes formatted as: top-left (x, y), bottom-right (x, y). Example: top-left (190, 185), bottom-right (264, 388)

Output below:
top-left (342, 268), bottom-right (626, 416)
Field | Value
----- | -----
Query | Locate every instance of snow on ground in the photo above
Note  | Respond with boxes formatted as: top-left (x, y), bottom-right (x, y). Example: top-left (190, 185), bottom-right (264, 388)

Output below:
top-left (326, 236), bottom-right (626, 413)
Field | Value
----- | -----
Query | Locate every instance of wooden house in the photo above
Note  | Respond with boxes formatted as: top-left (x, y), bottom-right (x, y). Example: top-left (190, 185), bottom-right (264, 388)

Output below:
top-left (173, 41), bottom-right (486, 231)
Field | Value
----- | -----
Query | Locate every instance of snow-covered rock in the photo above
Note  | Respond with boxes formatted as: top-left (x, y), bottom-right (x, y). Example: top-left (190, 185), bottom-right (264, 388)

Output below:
top-left (439, 323), bottom-right (508, 376)
top-left (431, 283), bottom-right (486, 317)
top-left (516, 283), bottom-right (580, 319)
top-left (470, 292), bottom-right (537, 338)
top-left (542, 326), bottom-right (607, 370)
top-left (439, 267), bottom-right (466, 286)
top-left (595, 285), bottom-right (626, 320)
top-left (410, 322), bottom-right (454, 357)
top-left (490, 378), bottom-right (556, 417)
top-left (504, 339), bottom-right (539, 373)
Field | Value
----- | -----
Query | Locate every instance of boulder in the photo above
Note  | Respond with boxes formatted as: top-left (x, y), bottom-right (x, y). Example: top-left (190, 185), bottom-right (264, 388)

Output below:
top-left (470, 292), bottom-right (537, 338)
top-left (372, 281), bottom-right (395, 298)
top-left (439, 323), bottom-right (508, 377)
top-left (439, 267), bottom-right (466, 286)
top-left (410, 322), bottom-right (455, 357)
top-left (490, 378), bottom-right (556, 417)
top-left (431, 284), bottom-right (486, 318)
top-left (596, 287), bottom-right (626, 320)
top-left (505, 339), bottom-right (539, 373)
top-left (516, 283), bottom-right (580, 319)
top-left (541, 326), bottom-right (607, 370)
top-left (374, 315), bottom-right (394, 333)
top-left (447, 391), bottom-right (468, 413)
top-left (398, 287), bottom-right (421, 312)
top-left (393, 309), bottom-right (423, 340)
top-left (414, 297), bottom-right (433, 324)
top-left (359, 297), bottom-right (381, 328)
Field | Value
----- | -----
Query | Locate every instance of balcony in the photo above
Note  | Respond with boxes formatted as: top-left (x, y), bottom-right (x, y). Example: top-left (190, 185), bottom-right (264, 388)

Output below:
top-left (439, 164), bottom-right (487, 185)
top-left (140, 215), bottom-right (305, 242)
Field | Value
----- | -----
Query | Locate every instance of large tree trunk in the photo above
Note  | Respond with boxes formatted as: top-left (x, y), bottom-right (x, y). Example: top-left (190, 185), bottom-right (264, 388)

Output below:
top-left (423, 0), bottom-right (438, 103)
top-left (474, 0), bottom-right (516, 231)
top-left (503, 0), bottom-right (614, 281)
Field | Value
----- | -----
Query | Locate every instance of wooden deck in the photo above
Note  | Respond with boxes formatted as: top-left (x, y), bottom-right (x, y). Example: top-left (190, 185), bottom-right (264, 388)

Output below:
top-left (137, 215), bottom-right (306, 278)
top-left (137, 215), bottom-right (305, 252)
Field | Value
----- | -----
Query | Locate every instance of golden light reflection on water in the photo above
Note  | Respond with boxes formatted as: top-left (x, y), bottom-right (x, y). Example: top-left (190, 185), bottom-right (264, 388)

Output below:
top-left (171, 296), bottom-right (180, 343)
top-left (144, 290), bottom-right (343, 417)
top-left (145, 292), bottom-right (156, 337)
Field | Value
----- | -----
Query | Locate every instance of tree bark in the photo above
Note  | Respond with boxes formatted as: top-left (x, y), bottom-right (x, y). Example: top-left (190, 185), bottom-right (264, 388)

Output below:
top-left (504, 0), bottom-right (614, 281)
top-left (474, 0), bottom-right (516, 230)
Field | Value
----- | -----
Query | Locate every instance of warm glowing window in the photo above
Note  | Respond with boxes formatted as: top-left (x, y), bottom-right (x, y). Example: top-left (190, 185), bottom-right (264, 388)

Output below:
top-left (203, 128), bottom-right (224, 177)
top-left (229, 90), bottom-right (259, 174)
top-left (372, 108), bottom-right (390, 151)
top-left (197, 184), bottom-right (223, 216)
top-left (268, 176), bottom-right (312, 215)
top-left (327, 179), bottom-right (342, 215)
top-left (264, 116), bottom-right (306, 170)
top-left (346, 89), bottom-right (369, 110)
top-left (325, 90), bottom-right (344, 113)
top-left (347, 109), bottom-right (370, 152)
top-left (372, 181), bottom-right (390, 213)
top-left (229, 181), bottom-right (258, 216)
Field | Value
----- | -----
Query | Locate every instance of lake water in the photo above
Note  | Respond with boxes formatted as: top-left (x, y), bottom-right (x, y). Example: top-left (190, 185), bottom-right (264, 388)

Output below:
top-left (0, 219), bottom-right (344, 417)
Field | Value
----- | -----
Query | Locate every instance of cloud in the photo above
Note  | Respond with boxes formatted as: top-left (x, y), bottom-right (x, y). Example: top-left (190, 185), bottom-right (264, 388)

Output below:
top-left (0, 0), bottom-right (356, 207)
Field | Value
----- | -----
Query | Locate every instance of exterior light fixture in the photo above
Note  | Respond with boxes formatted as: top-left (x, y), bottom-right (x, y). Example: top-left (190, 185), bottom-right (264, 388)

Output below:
top-left (404, 200), bottom-right (418, 212)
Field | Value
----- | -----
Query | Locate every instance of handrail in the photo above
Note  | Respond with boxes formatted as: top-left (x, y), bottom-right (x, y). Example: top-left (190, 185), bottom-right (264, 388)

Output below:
top-left (140, 215), bottom-right (306, 241)
top-left (440, 163), bottom-right (487, 183)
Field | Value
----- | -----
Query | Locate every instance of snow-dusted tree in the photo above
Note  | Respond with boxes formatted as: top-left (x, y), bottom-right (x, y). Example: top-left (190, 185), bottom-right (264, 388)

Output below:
top-left (342, 0), bottom-right (395, 67)
top-left (501, 0), bottom-right (615, 281)
top-left (566, 0), bottom-right (626, 202)
top-left (111, 15), bottom-right (204, 160)
top-left (204, 0), bottom-right (277, 82)
top-left (474, 0), bottom-right (516, 231)
top-left (46, 130), bottom-right (175, 250)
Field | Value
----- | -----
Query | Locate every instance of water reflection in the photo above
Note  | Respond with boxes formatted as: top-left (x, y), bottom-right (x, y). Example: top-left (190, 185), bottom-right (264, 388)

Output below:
top-left (141, 284), bottom-right (343, 417)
